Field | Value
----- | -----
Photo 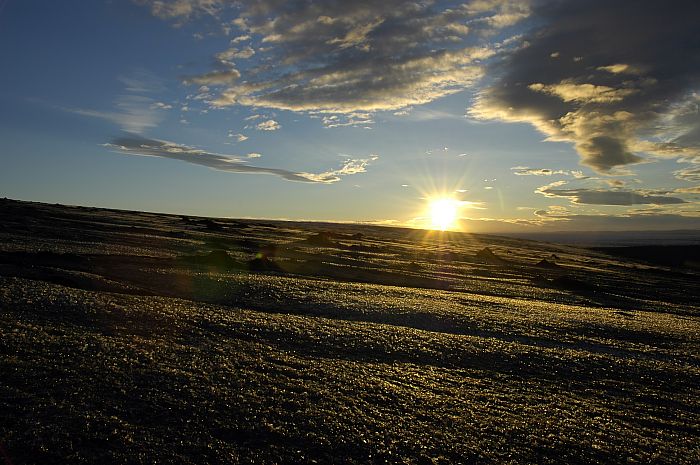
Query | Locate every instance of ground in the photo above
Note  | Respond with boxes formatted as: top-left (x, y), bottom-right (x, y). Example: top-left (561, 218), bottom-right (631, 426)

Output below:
top-left (0, 198), bottom-right (698, 464)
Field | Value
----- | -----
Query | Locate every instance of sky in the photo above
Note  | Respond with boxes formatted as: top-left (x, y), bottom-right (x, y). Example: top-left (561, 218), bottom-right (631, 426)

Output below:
top-left (1, 0), bottom-right (699, 232)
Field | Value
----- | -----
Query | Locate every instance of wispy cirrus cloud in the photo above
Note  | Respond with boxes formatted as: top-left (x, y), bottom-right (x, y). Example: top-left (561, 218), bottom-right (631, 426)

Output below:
top-left (65, 70), bottom-right (169, 134)
top-left (105, 135), bottom-right (376, 183)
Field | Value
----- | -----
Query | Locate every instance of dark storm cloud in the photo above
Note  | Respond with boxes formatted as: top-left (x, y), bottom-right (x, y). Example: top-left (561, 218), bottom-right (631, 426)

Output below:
top-left (471, 0), bottom-right (700, 173)
top-left (138, 0), bottom-right (530, 113)
top-left (106, 135), bottom-right (376, 183)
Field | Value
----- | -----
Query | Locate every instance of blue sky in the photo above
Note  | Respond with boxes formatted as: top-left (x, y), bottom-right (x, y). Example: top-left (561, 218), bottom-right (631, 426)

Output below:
top-left (1, 0), bottom-right (699, 232)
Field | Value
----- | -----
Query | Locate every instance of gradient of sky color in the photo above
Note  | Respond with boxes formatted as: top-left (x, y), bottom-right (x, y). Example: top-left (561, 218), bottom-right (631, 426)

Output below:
top-left (1, 0), bottom-right (699, 232)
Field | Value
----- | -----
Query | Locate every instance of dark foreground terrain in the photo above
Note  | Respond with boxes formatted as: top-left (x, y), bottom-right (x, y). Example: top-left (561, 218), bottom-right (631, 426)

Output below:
top-left (1, 198), bottom-right (698, 464)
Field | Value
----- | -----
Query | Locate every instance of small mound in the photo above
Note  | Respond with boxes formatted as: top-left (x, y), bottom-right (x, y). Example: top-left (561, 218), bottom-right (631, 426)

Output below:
top-left (303, 232), bottom-right (336, 247)
top-left (474, 247), bottom-right (507, 265)
top-left (346, 243), bottom-right (378, 252)
top-left (180, 250), bottom-right (239, 268)
top-left (258, 243), bottom-right (278, 259)
top-left (234, 239), bottom-right (260, 251)
top-left (406, 261), bottom-right (422, 271)
top-left (551, 275), bottom-right (595, 291)
top-left (199, 219), bottom-right (224, 231)
top-left (535, 258), bottom-right (561, 269)
top-left (247, 256), bottom-right (283, 272)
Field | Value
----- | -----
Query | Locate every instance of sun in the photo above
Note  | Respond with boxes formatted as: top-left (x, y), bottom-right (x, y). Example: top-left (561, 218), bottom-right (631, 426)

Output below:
top-left (428, 197), bottom-right (460, 231)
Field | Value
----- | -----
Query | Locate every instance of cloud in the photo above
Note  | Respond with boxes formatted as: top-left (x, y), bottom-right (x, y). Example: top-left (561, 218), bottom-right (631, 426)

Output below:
top-left (212, 46), bottom-right (491, 113)
top-left (535, 184), bottom-right (687, 205)
top-left (231, 34), bottom-right (250, 43)
top-left (469, 0), bottom-right (700, 173)
top-left (528, 81), bottom-right (638, 104)
top-left (135, 0), bottom-right (221, 20)
top-left (66, 70), bottom-right (167, 133)
top-left (675, 186), bottom-right (700, 194)
top-left (321, 112), bottom-right (374, 128)
top-left (675, 165), bottom-right (700, 182)
top-left (216, 46), bottom-right (255, 64)
top-left (227, 132), bottom-right (248, 142)
top-left (105, 135), bottom-right (375, 183)
top-left (117, 70), bottom-right (165, 93)
top-left (150, 102), bottom-right (173, 110)
top-left (184, 69), bottom-right (241, 86)
top-left (255, 119), bottom-right (280, 131)
top-left (597, 64), bottom-right (641, 75)
top-left (511, 166), bottom-right (568, 176)
top-left (140, 1), bottom-right (529, 115)
top-left (510, 166), bottom-right (590, 179)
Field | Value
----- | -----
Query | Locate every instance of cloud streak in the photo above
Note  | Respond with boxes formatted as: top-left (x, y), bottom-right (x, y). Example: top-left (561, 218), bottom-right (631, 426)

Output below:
top-left (536, 184), bottom-right (687, 206)
top-left (105, 135), bottom-right (376, 183)
top-left (511, 166), bottom-right (586, 177)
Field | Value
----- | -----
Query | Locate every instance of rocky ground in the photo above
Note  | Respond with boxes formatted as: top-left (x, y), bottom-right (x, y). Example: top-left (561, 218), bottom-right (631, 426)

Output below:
top-left (1, 198), bottom-right (698, 464)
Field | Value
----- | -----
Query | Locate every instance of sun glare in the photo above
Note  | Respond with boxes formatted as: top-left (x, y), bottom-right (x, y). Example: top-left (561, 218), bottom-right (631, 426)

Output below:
top-left (429, 197), bottom-right (459, 231)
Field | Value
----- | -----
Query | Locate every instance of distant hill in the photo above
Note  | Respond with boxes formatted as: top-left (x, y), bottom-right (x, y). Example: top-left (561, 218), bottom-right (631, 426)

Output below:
top-left (590, 245), bottom-right (700, 269)
top-left (499, 229), bottom-right (700, 247)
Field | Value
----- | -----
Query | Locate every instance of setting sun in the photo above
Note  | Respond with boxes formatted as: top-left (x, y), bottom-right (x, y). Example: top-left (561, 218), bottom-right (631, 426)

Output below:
top-left (429, 197), bottom-right (460, 231)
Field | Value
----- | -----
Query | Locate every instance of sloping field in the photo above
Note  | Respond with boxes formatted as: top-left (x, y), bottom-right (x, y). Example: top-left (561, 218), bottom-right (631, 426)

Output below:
top-left (1, 199), bottom-right (698, 464)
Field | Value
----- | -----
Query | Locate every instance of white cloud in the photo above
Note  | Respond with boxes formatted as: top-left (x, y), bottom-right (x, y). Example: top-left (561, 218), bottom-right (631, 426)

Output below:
top-left (227, 132), bottom-right (248, 142)
top-left (150, 102), bottom-right (172, 110)
top-left (511, 167), bottom-right (568, 176)
top-left (255, 119), bottom-right (280, 131)
top-left (301, 155), bottom-right (378, 182)
top-left (321, 112), bottom-right (374, 128)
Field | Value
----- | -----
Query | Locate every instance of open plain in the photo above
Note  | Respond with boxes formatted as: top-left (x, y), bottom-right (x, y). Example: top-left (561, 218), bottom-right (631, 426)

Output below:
top-left (1, 198), bottom-right (698, 464)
